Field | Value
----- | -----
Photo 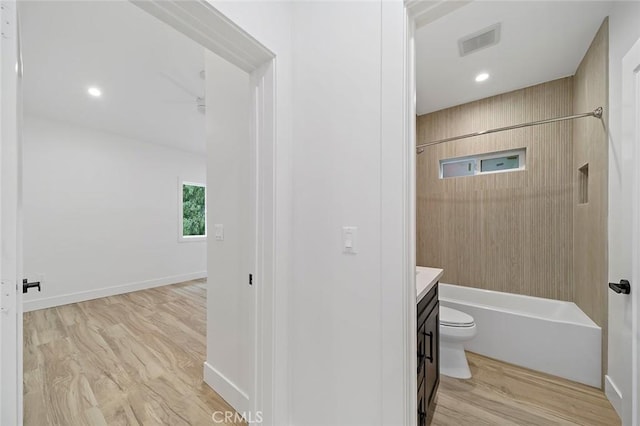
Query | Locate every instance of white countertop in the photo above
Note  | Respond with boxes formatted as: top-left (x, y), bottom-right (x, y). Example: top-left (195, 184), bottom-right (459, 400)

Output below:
top-left (416, 266), bottom-right (443, 303)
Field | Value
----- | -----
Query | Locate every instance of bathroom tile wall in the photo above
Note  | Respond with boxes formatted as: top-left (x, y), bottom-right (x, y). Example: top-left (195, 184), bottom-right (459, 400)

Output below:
top-left (573, 18), bottom-right (609, 383)
top-left (417, 77), bottom-right (575, 300)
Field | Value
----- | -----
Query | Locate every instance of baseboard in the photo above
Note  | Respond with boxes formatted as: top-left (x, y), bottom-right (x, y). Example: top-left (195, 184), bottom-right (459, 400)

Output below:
top-left (605, 375), bottom-right (623, 418)
top-left (203, 361), bottom-right (250, 415)
top-left (23, 271), bottom-right (207, 312)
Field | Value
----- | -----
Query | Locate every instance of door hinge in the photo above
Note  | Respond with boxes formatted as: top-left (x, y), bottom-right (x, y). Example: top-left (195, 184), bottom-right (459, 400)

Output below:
top-left (0, 280), bottom-right (9, 313)
top-left (249, 274), bottom-right (253, 286)
top-left (1, 2), bottom-right (15, 40)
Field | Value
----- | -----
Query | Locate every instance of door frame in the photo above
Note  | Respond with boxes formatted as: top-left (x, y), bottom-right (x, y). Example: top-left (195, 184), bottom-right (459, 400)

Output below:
top-left (622, 34), bottom-right (640, 426)
top-left (131, 1), bottom-right (278, 421)
top-left (0, 0), bottom-right (23, 423)
top-left (400, 2), bottom-right (472, 423)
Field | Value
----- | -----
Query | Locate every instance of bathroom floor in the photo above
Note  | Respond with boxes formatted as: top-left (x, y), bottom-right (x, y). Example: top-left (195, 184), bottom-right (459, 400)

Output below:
top-left (432, 351), bottom-right (620, 426)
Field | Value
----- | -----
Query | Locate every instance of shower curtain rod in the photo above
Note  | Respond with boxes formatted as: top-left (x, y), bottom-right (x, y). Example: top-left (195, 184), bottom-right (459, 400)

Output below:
top-left (416, 107), bottom-right (603, 152)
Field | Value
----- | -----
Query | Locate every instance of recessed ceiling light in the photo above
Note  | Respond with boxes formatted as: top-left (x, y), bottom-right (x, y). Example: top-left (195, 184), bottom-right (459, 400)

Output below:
top-left (87, 87), bottom-right (102, 97)
top-left (475, 73), bottom-right (490, 83)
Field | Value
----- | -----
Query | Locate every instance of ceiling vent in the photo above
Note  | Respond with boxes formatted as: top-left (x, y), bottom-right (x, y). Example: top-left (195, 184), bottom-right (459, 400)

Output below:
top-left (458, 23), bottom-right (501, 57)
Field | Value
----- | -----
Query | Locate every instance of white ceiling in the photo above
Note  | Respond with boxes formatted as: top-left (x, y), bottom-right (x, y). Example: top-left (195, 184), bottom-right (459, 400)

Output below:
top-left (22, 1), bottom-right (614, 146)
top-left (21, 1), bottom-right (206, 153)
top-left (416, 1), bottom-right (613, 115)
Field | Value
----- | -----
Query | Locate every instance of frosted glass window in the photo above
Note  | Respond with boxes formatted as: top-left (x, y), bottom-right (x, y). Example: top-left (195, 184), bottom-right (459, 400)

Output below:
top-left (480, 155), bottom-right (520, 172)
top-left (442, 160), bottom-right (476, 178)
top-left (439, 148), bottom-right (525, 179)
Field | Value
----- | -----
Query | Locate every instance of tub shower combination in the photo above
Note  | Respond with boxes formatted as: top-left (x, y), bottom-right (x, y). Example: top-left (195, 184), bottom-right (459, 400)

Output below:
top-left (438, 283), bottom-right (601, 388)
top-left (415, 105), bottom-right (607, 388)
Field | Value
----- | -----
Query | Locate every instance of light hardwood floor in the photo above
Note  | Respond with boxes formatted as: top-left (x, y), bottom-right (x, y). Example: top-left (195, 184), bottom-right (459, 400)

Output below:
top-left (23, 280), bottom-right (243, 426)
top-left (25, 281), bottom-right (620, 426)
top-left (432, 352), bottom-right (620, 426)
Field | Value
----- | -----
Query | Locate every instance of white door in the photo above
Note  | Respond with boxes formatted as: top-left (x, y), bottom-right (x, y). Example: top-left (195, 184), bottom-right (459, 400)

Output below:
top-left (622, 36), bottom-right (640, 426)
top-left (0, 0), bottom-right (23, 424)
top-left (204, 51), bottom-right (256, 415)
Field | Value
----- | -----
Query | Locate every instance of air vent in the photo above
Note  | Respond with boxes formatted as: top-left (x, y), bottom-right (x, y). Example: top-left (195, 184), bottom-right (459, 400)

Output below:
top-left (458, 23), bottom-right (501, 57)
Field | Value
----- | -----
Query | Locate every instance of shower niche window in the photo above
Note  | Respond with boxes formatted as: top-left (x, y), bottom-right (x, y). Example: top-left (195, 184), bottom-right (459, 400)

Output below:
top-left (439, 148), bottom-right (526, 179)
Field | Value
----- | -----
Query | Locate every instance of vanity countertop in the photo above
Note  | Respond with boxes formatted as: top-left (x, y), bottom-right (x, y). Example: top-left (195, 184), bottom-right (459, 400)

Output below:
top-left (416, 266), bottom-right (443, 303)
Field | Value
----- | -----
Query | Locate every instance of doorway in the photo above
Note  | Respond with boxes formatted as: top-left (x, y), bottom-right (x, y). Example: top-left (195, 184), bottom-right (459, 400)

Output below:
top-left (0, 0), bottom-right (277, 424)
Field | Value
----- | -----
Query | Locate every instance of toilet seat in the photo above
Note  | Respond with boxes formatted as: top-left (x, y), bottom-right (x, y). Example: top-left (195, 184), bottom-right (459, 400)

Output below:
top-left (440, 306), bottom-right (475, 328)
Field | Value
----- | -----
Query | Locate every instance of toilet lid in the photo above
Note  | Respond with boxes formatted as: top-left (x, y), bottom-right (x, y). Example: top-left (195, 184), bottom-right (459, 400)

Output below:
top-left (440, 306), bottom-right (475, 327)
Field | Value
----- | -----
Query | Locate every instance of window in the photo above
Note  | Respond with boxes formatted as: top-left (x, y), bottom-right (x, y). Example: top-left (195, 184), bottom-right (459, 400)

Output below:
top-left (439, 149), bottom-right (525, 179)
top-left (442, 159), bottom-right (476, 178)
top-left (179, 181), bottom-right (206, 241)
top-left (480, 155), bottom-right (520, 173)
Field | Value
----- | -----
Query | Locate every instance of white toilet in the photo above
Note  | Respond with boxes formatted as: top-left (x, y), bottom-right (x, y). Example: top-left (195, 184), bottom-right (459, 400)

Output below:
top-left (439, 306), bottom-right (477, 379)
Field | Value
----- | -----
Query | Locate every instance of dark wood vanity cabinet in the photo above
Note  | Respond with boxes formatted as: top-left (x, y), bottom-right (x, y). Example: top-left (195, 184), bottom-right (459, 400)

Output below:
top-left (417, 282), bottom-right (439, 425)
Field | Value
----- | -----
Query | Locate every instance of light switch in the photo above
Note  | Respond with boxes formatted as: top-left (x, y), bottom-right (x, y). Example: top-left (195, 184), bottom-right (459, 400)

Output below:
top-left (342, 226), bottom-right (357, 254)
top-left (214, 224), bottom-right (224, 241)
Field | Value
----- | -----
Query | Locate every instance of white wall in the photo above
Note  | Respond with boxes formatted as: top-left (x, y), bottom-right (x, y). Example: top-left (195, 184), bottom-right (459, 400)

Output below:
top-left (288, 3), bottom-right (409, 423)
top-left (289, 3), bottom-right (383, 424)
top-left (208, 1), bottom-right (409, 424)
top-left (22, 115), bottom-right (206, 311)
top-left (607, 2), bottom-right (640, 424)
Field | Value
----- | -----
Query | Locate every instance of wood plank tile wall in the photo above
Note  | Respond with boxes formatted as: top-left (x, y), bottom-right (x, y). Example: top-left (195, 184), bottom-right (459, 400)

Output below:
top-left (416, 77), bottom-right (575, 300)
top-left (573, 18), bottom-right (609, 384)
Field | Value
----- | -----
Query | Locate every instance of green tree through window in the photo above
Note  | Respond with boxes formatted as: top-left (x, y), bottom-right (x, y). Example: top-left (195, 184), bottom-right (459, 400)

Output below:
top-left (182, 184), bottom-right (206, 236)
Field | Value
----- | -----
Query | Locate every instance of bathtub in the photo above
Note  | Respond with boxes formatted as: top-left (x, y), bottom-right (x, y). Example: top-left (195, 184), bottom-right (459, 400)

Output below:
top-left (439, 283), bottom-right (601, 388)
